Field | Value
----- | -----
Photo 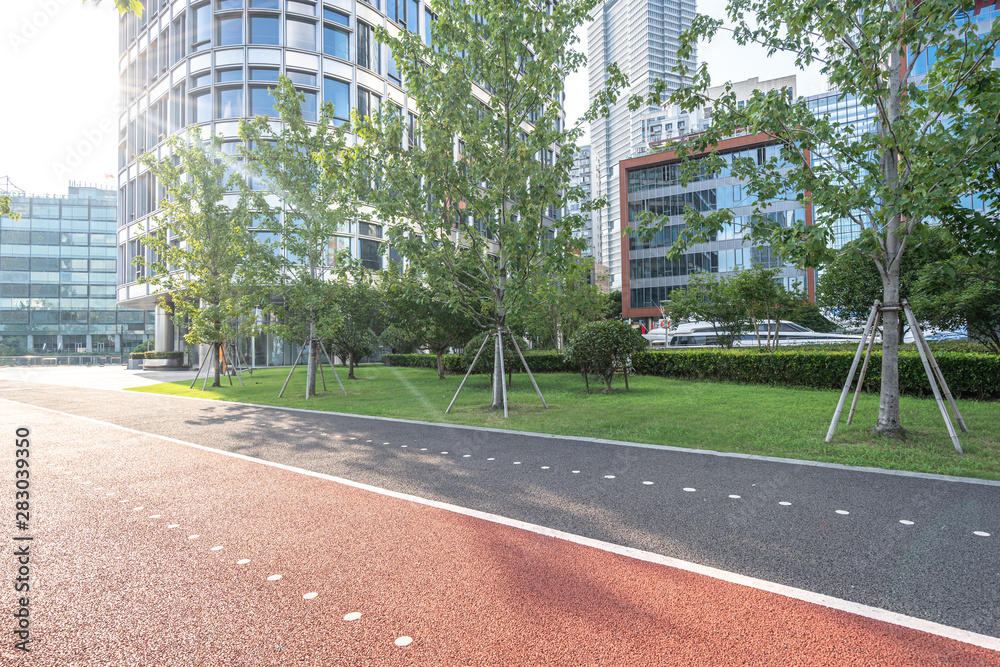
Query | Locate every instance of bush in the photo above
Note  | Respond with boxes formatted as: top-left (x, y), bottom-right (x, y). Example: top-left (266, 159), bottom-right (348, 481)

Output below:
top-left (383, 351), bottom-right (573, 375)
top-left (565, 319), bottom-right (649, 392)
top-left (633, 348), bottom-right (1000, 400)
top-left (131, 341), bottom-right (150, 354)
top-left (144, 351), bottom-right (184, 360)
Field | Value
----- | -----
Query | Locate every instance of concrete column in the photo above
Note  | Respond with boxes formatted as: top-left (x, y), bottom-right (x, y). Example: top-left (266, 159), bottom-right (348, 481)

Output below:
top-left (56, 334), bottom-right (63, 351)
top-left (154, 306), bottom-right (174, 352)
top-left (85, 334), bottom-right (92, 352)
top-left (26, 335), bottom-right (33, 351)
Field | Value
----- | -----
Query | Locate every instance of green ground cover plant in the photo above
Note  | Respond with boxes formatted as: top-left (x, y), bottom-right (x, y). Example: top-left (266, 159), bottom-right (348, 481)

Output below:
top-left (130, 365), bottom-right (1000, 481)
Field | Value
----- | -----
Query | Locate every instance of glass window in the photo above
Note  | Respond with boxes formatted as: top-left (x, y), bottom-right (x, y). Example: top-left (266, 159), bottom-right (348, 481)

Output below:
top-left (323, 8), bottom-right (349, 25)
top-left (250, 15), bottom-right (280, 44)
top-left (357, 22), bottom-right (379, 73)
top-left (287, 17), bottom-right (316, 50)
top-left (218, 15), bottom-right (243, 46)
top-left (406, 0), bottom-right (418, 33)
top-left (217, 87), bottom-right (244, 118)
top-left (192, 90), bottom-right (213, 123)
top-left (250, 86), bottom-right (278, 117)
top-left (217, 67), bottom-right (243, 82)
top-left (323, 24), bottom-right (349, 61)
top-left (286, 0), bottom-right (315, 14)
top-left (425, 10), bottom-right (434, 46)
top-left (358, 221), bottom-right (382, 238)
top-left (324, 78), bottom-right (350, 124)
top-left (359, 238), bottom-right (381, 270)
top-left (357, 87), bottom-right (380, 118)
top-left (299, 89), bottom-right (317, 122)
top-left (250, 0), bottom-right (278, 7)
top-left (249, 67), bottom-right (279, 80)
top-left (286, 69), bottom-right (316, 86)
top-left (218, 0), bottom-right (243, 8)
top-left (359, 0), bottom-right (379, 10)
top-left (192, 2), bottom-right (212, 50)
top-left (387, 50), bottom-right (400, 84)
top-left (191, 71), bottom-right (212, 87)
top-left (386, 0), bottom-right (398, 24)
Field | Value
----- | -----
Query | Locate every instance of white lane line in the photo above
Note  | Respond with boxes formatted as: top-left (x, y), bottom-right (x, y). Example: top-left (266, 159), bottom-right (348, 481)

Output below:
top-left (683, 487), bottom-right (696, 492)
top-left (642, 481), bottom-right (653, 485)
top-left (836, 510), bottom-right (850, 515)
top-left (572, 470), bottom-right (580, 474)
top-left (20, 402), bottom-right (1000, 653)
top-left (541, 466), bottom-right (550, 470)
top-left (973, 531), bottom-right (991, 537)
top-left (463, 455), bottom-right (472, 458)
top-left (441, 451), bottom-right (448, 455)
top-left (394, 636), bottom-right (413, 647)
top-left (513, 461), bottom-right (521, 465)
top-left (899, 520), bottom-right (914, 526)
top-left (779, 502), bottom-right (791, 506)
top-left (729, 495), bottom-right (741, 499)
top-left (487, 458), bottom-right (495, 461)
top-left (604, 475), bottom-right (615, 479)
top-left (343, 612), bottom-right (362, 621)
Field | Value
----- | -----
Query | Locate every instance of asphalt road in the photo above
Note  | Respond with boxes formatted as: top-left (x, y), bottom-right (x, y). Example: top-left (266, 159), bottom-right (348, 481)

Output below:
top-left (2, 379), bottom-right (998, 642)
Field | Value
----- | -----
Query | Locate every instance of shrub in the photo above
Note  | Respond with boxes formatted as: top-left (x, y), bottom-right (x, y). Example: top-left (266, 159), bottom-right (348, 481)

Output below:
top-left (633, 348), bottom-right (1000, 400)
top-left (144, 351), bottom-right (184, 360)
top-left (565, 319), bottom-right (649, 392)
top-left (131, 341), bottom-right (150, 354)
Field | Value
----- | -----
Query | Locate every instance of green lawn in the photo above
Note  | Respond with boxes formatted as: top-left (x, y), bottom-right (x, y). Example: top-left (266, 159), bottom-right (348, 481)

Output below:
top-left (129, 364), bottom-right (1000, 480)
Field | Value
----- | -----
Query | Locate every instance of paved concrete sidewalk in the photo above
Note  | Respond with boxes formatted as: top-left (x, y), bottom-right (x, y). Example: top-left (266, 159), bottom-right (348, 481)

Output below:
top-left (0, 365), bottom-right (198, 390)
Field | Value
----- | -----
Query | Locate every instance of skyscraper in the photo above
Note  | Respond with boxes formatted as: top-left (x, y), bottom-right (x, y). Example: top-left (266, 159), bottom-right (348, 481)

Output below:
top-left (588, 0), bottom-right (696, 290)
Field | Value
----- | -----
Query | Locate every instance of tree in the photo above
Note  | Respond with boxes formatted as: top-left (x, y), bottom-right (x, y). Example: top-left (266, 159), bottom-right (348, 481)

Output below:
top-left (0, 196), bottom-right (18, 221)
top-left (90, 0), bottom-right (145, 14)
top-left (239, 76), bottom-right (363, 398)
top-left (353, 0), bottom-right (624, 413)
top-left (139, 130), bottom-right (274, 388)
top-left (635, 1), bottom-right (1000, 435)
top-left (510, 258), bottom-right (607, 351)
top-left (663, 272), bottom-right (749, 348)
top-left (731, 265), bottom-right (804, 351)
top-left (326, 267), bottom-right (382, 380)
top-left (564, 319), bottom-right (648, 393)
top-left (605, 289), bottom-right (623, 320)
top-left (787, 302), bottom-right (836, 334)
top-left (381, 265), bottom-right (479, 379)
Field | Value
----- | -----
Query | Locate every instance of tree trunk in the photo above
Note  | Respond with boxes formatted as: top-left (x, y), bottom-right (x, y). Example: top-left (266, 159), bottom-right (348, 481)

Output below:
top-left (306, 318), bottom-right (317, 399)
top-left (436, 350), bottom-right (445, 380)
top-left (491, 331), bottom-right (504, 410)
top-left (874, 43), bottom-right (905, 437)
top-left (211, 342), bottom-right (222, 387)
top-left (348, 351), bottom-right (356, 380)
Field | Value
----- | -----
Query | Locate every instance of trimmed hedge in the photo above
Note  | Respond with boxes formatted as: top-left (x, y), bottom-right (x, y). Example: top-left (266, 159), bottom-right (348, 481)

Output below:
top-left (144, 351), bottom-right (185, 360)
top-left (384, 351), bottom-right (574, 375)
top-left (385, 347), bottom-right (1000, 399)
top-left (633, 348), bottom-right (1000, 400)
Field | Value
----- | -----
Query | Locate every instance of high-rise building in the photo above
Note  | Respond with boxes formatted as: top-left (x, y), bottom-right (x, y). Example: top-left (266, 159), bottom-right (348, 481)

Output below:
top-left (0, 182), bottom-right (153, 353)
top-left (588, 0), bottom-right (696, 290)
top-left (568, 144), bottom-right (594, 255)
top-left (115, 0), bottom-right (439, 366)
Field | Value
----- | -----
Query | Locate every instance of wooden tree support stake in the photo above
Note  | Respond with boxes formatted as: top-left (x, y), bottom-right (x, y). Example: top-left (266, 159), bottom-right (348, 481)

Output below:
top-left (507, 326), bottom-right (547, 409)
top-left (826, 302), bottom-right (880, 442)
top-left (446, 333), bottom-right (492, 414)
top-left (847, 311), bottom-right (881, 426)
top-left (318, 339), bottom-right (347, 396)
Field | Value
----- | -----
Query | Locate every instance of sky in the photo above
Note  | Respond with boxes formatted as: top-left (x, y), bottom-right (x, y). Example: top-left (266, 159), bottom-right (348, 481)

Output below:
top-left (0, 0), bottom-right (826, 197)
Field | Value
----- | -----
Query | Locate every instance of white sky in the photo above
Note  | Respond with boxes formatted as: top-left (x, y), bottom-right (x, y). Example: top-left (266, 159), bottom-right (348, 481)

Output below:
top-left (0, 0), bottom-right (825, 196)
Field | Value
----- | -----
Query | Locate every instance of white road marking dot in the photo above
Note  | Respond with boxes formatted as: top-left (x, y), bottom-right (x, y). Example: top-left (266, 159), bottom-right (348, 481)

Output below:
top-left (779, 502), bottom-right (791, 506)
top-left (349, 437), bottom-right (356, 440)
top-left (420, 448), bottom-right (427, 451)
top-left (303, 592), bottom-right (318, 600)
top-left (463, 455), bottom-right (471, 458)
top-left (383, 442), bottom-right (390, 445)
top-left (82, 481), bottom-right (91, 485)
top-left (729, 495), bottom-right (741, 499)
top-left (237, 559), bottom-right (251, 565)
top-left (973, 531), bottom-right (991, 537)
top-left (836, 510), bottom-right (850, 515)
top-left (119, 499), bottom-right (129, 503)
top-left (366, 440), bottom-right (373, 443)
top-left (401, 445), bottom-right (407, 448)
top-left (541, 466), bottom-right (550, 470)
top-left (604, 475), bottom-right (616, 479)
top-left (343, 612), bottom-right (362, 621)
top-left (441, 451), bottom-right (448, 455)
top-left (394, 637), bottom-right (413, 647)
top-left (167, 524), bottom-right (179, 529)
top-left (148, 515), bottom-right (161, 518)
top-left (267, 574), bottom-right (282, 581)
top-left (188, 535), bottom-right (200, 540)
top-left (899, 520), bottom-right (914, 526)
top-left (133, 507), bottom-right (144, 511)
top-left (210, 546), bottom-right (223, 551)
top-left (572, 470), bottom-right (580, 474)
top-left (683, 488), bottom-right (696, 492)
top-left (643, 481), bottom-right (654, 485)
top-left (513, 462), bottom-right (521, 465)
top-left (487, 458), bottom-right (495, 461)
top-left (106, 492), bottom-right (114, 496)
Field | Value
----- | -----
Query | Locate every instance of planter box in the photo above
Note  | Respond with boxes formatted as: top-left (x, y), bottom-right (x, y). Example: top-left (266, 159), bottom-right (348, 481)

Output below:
top-left (127, 359), bottom-right (143, 370)
top-left (142, 358), bottom-right (182, 369)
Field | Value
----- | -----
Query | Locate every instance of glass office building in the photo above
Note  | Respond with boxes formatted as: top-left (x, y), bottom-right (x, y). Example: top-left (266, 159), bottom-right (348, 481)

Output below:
top-left (619, 134), bottom-right (810, 321)
top-left (0, 183), bottom-right (153, 352)
top-left (115, 0), bottom-right (447, 365)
